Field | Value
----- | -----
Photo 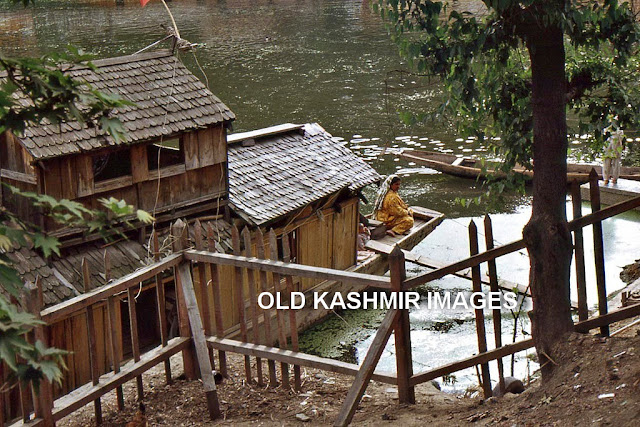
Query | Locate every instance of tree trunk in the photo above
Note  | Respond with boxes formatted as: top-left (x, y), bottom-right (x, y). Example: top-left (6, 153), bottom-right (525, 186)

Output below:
top-left (523, 25), bottom-right (574, 378)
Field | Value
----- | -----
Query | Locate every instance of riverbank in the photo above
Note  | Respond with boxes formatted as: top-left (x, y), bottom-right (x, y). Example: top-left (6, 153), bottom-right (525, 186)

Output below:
top-left (60, 323), bottom-right (640, 426)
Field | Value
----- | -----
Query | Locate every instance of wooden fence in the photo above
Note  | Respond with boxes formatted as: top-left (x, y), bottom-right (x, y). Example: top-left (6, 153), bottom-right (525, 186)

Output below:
top-left (4, 170), bottom-right (640, 427)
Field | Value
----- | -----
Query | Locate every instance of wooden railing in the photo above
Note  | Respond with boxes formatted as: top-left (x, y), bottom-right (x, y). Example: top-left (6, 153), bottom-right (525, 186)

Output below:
top-left (334, 171), bottom-right (640, 425)
top-left (5, 171), bottom-right (640, 427)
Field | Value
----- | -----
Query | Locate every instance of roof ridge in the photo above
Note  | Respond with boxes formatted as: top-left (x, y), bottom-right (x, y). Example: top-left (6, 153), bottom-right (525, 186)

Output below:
top-left (71, 49), bottom-right (174, 71)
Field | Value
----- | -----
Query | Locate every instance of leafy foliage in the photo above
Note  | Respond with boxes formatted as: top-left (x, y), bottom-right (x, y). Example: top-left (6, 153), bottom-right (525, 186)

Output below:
top-left (376, 0), bottom-right (640, 195)
top-left (0, 34), bottom-right (150, 395)
top-left (0, 46), bottom-right (132, 143)
top-left (0, 297), bottom-right (67, 392)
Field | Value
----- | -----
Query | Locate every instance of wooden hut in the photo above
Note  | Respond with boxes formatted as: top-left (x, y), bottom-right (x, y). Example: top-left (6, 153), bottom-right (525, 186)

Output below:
top-left (225, 123), bottom-right (381, 330)
top-left (0, 49), bottom-right (235, 420)
top-left (0, 49), bottom-right (234, 241)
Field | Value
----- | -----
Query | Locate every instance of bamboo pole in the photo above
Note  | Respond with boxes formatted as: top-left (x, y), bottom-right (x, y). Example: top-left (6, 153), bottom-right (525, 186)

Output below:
top-left (483, 215), bottom-right (505, 395)
top-left (469, 221), bottom-right (492, 398)
top-left (589, 169), bottom-right (609, 336)
top-left (389, 245), bottom-right (415, 404)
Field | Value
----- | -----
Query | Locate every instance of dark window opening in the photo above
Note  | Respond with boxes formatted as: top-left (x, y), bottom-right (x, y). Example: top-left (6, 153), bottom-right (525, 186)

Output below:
top-left (147, 139), bottom-right (184, 170)
top-left (277, 230), bottom-right (297, 262)
top-left (93, 149), bottom-right (131, 182)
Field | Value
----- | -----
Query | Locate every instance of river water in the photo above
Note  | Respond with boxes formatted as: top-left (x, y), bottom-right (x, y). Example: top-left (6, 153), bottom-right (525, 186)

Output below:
top-left (3, 0), bottom-right (640, 392)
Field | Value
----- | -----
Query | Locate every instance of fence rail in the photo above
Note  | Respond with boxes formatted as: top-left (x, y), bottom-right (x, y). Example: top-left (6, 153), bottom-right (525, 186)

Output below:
top-left (5, 174), bottom-right (640, 427)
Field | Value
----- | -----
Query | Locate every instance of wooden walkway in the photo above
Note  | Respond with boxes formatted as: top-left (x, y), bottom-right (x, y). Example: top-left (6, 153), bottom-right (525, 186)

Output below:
top-left (580, 178), bottom-right (640, 211)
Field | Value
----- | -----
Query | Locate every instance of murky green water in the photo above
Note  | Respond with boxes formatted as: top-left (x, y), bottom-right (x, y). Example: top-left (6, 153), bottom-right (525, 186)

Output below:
top-left (3, 0), bottom-right (640, 392)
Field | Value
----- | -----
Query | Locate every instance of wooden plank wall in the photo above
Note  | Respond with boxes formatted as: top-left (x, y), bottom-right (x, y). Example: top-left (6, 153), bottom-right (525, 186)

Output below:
top-left (31, 126), bottom-right (227, 232)
top-left (297, 198), bottom-right (358, 290)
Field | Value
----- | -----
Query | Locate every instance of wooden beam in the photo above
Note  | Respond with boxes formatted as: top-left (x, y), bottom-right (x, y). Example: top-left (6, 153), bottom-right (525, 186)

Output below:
top-left (184, 250), bottom-right (392, 289)
top-left (366, 239), bottom-right (530, 295)
top-left (48, 338), bottom-right (190, 422)
top-left (82, 260), bottom-right (102, 423)
top-left (41, 254), bottom-right (182, 323)
top-left (403, 193), bottom-right (640, 291)
top-left (409, 303), bottom-right (640, 387)
top-left (469, 221), bottom-right (491, 398)
top-left (409, 339), bottom-right (535, 386)
top-left (334, 309), bottom-right (399, 427)
top-left (589, 171), bottom-right (609, 336)
top-left (574, 303), bottom-right (640, 333)
top-left (177, 262), bottom-right (221, 420)
top-left (205, 338), bottom-right (397, 385)
top-left (389, 246), bottom-right (414, 404)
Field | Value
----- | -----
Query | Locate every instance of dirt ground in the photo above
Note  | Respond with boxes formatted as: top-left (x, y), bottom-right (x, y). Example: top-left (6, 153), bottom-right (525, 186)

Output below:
top-left (59, 316), bottom-right (640, 427)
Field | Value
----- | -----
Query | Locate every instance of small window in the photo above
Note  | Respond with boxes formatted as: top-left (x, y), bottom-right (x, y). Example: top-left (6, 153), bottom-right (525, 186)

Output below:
top-left (147, 138), bottom-right (185, 170)
top-left (93, 149), bottom-right (132, 182)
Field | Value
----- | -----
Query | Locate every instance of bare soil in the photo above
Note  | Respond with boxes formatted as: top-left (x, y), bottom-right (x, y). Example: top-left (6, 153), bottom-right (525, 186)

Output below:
top-left (60, 320), bottom-right (640, 426)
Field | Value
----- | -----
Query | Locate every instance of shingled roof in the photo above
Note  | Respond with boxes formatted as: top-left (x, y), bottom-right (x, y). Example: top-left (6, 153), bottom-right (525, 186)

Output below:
top-left (227, 123), bottom-right (381, 226)
top-left (16, 50), bottom-right (234, 160)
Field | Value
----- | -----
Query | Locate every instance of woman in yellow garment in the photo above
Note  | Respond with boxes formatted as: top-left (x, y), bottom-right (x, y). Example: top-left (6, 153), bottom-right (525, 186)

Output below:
top-left (373, 175), bottom-right (414, 237)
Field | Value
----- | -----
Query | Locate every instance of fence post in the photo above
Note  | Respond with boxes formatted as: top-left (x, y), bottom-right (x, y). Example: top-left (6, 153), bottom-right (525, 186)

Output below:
top-left (152, 230), bottom-right (173, 384)
top-left (469, 221), bottom-right (492, 398)
top-left (483, 215), bottom-right (505, 395)
top-left (194, 220), bottom-right (213, 367)
top-left (172, 219), bottom-right (199, 379)
top-left (25, 278), bottom-right (55, 426)
top-left (232, 226), bottom-right (252, 383)
top-left (570, 181), bottom-right (589, 321)
top-left (589, 169), bottom-right (609, 336)
top-left (206, 223), bottom-right (228, 377)
top-left (81, 259), bottom-right (103, 422)
top-left (389, 245), bottom-right (415, 404)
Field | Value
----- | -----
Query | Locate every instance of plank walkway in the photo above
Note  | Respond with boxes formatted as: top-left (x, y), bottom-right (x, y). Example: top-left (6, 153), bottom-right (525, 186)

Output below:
top-left (580, 178), bottom-right (640, 211)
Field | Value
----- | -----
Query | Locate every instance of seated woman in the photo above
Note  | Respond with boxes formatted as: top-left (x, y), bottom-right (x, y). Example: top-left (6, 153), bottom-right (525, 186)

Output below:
top-left (373, 175), bottom-right (414, 237)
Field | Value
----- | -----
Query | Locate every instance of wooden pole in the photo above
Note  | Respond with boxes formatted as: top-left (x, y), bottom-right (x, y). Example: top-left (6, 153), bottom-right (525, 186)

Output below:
top-left (269, 229), bottom-right (290, 389)
top-left (206, 223), bottom-right (228, 377)
top-left (570, 181), bottom-right (589, 321)
top-left (152, 230), bottom-right (173, 384)
top-left (483, 215), bottom-right (505, 395)
top-left (24, 279), bottom-right (54, 426)
top-left (127, 285), bottom-right (144, 401)
top-left (389, 245), bottom-right (415, 404)
top-left (232, 226), bottom-right (252, 383)
top-left (172, 220), bottom-right (199, 380)
top-left (104, 251), bottom-right (125, 409)
top-left (16, 293), bottom-right (34, 423)
top-left (589, 169), bottom-right (609, 336)
top-left (256, 228), bottom-right (278, 388)
top-left (334, 309), bottom-right (399, 427)
top-left (194, 221), bottom-right (215, 368)
top-left (469, 221), bottom-right (492, 398)
top-left (242, 227), bottom-right (264, 386)
top-left (282, 233), bottom-right (302, 392)
top-left (82, 259), bottom-right (103, 423)
top-left (176, 262), bottom-right (221, 420)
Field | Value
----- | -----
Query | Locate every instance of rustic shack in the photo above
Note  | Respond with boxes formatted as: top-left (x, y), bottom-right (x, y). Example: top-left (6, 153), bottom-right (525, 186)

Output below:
top-left (1, 50), bottom-right (383, 423)
top-left (225, 123), bottom-right (381, 330)
top-left (0, 49), bottom-right (235, 420)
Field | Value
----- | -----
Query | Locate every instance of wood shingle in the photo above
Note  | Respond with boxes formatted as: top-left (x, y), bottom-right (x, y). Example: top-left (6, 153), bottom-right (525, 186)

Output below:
top-left (227, 123), bottom-right (381, 226)
top-left (14, 50), bottom-right (234, 161)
